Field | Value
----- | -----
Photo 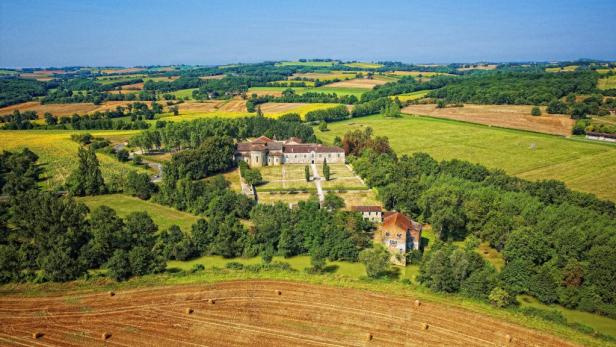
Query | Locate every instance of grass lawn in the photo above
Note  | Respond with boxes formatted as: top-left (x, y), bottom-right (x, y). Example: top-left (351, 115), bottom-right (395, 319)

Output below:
top-left (0, 130), bottom-right (147, 190)
top-left (78, 193), bottom-right (200, 233)
top-left (316, 114), bottom-right (616, 202)
top-left (518, 295), bottom-right (616, 339)
top-left (170, 88), bottom-right (197, 99)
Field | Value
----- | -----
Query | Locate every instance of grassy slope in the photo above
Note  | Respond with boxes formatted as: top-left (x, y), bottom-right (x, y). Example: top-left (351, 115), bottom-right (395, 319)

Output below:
top-left (519, 295), bottom-right (616, 339)
top-left (78, 193), bottom-right (200, 233)
top-left (0, 130), bottom-right (148, 190)
top-left (316, 114), bottom-right (616, 202)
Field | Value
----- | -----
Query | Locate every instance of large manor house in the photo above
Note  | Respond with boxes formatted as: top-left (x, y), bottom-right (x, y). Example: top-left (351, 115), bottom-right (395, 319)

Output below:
top-left (235, 136), bottom-right (345, 167)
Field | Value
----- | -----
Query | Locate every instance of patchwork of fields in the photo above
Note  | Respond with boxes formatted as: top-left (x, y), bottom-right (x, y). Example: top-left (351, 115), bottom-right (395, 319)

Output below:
top-left (317, 114), bottom-right (616, 202)
top-left (0, 101), bottom-right (142, 116)
top-left (0, 130), bottom-right (147, 190)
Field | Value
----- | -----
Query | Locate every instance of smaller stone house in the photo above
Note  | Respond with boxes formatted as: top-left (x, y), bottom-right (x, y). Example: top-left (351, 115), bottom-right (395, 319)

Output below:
top-left (377, 212), bottom-right (422, 266)
top-left (351, 206), bottom-right (383, 223)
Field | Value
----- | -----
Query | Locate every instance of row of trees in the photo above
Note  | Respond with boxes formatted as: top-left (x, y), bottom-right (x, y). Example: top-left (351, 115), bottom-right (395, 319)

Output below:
top-left (130, 116), bottom-right (317, 153)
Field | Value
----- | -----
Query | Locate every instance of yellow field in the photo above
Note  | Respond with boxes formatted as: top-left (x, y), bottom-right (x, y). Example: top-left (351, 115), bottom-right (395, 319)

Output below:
top-left (343, 62), bottom-right (383, 69)
top-left (259, 102), bottom-right (345, 119)
top-left (392, 90), bottom-right (430, 102)
top-left (290, 72), bottom-right (356, 81)
top-left (0, 130), bottom-right (147, 190)
top-left (457, 64), bottom-right (497, 71)
top-left (546, 65), bottom-right (579, 73)
top-left (598, 75), bottom-right (616, 90)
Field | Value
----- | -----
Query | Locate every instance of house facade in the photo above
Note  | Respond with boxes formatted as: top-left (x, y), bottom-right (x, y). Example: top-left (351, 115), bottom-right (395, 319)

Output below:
top-left (377, 212), bottom-right (422, 266)
top-left (235, 136), bottom-right (345, 167)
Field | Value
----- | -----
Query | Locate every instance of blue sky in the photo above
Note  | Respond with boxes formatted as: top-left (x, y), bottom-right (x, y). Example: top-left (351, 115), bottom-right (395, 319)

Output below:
top-left (0, 0), bottom-right (615, 67)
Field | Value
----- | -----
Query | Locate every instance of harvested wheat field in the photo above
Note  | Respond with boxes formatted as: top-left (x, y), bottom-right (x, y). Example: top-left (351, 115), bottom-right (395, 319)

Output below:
top-left (199, 74), bottom-right (225, 80)
top-left (402, 104), bottom-right (574, 136)
top-left (325, 78), bottom-right (389, 89)
top-left (0, 280), bottom-right (576, 347)
top-left (121, 82), bottom-right (145, 90)
top-left (0, 101), bottom-right (143, 116)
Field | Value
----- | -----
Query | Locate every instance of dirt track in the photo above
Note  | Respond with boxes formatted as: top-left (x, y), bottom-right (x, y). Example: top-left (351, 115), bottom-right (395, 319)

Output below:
top-left (0, 280), bottom-right (577, 346)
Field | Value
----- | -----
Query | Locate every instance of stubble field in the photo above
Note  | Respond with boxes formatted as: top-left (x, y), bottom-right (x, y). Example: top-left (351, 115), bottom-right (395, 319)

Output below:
top-left (401, 104), bottom-right (574, 136)
top-left (0, 280), bottom-right (576, 347)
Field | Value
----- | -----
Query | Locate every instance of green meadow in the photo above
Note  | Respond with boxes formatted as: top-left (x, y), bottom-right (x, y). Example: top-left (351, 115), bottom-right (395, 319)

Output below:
top-left (77, 193), bottom-right (200, 233)
top-left (598, 75), bottom-right (616, 89)
top-left (317, 114), bottom-right (616, 202)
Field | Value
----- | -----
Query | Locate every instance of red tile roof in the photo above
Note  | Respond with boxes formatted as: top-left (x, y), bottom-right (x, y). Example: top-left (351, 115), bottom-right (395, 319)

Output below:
top-left (382, 212), bottom-right (421, 232)
top-left (351, 206), bottom-right (382, 212)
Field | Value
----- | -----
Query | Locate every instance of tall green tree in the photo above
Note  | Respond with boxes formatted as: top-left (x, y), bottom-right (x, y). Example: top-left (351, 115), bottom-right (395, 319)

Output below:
top-left (66, 146), bottom-right (105, 196)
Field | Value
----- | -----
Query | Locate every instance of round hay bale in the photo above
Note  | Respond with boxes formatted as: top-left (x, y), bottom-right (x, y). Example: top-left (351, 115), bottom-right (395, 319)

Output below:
top-left (366, 332), bottom-right (373, 341)
top-left (186, 308), bottom-right (194, 314)
top-left (505, 334), bottom-right (512, 343)
top-left (102, 332), bottom-right (112, 340)
top-left (108, 291), bottom-right (115, 297)
top-left (421, 323), bottom-right (429, 331)
top-left (414, 300), bottom-right (421, 307)
top-left (208, 298), bottom-right (216, 304)
top-left (275, 290), bottom-right (282, 296)
top-left (32, 332), bottom-right (44, 339)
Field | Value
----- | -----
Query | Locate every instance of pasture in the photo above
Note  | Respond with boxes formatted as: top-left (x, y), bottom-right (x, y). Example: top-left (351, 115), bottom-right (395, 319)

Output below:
top-left (290, 72), bottom-right (357, 81)
top-left (0, 130), bottom-right (147, 190)
top-left (317, 114), bottom-right (616, 202)
top-left (343, 62), bottom-right (383, 69)
top-left (598, 75), bottom-right (616, 90)
top-left (401, 104), bottom-right (574, 136)
top-left (78, 194), bottom-right (200, 233)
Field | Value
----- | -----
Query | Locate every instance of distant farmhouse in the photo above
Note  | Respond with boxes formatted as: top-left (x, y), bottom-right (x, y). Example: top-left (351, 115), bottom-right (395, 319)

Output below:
top-left (586, 132), bottom-right (616, 143)
top-left (235, 136), bottom-right (345, 166)
top-left (353, 206), bottom-right (422, 265)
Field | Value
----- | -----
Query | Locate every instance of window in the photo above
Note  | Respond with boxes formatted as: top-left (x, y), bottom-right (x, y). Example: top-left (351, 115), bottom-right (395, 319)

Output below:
top-left (397, 233), bottom-right (402, 238)
top-left (389, 240), bottom-right (397, 246)
top-left (385, 232), bottom-right (390, 237)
